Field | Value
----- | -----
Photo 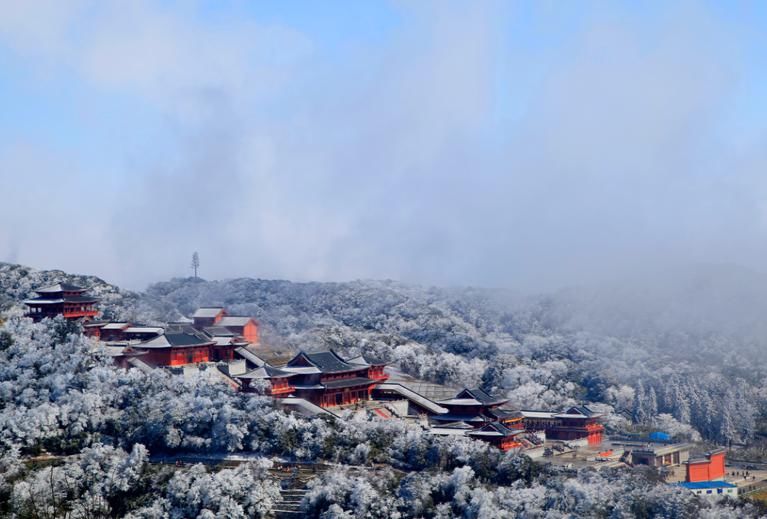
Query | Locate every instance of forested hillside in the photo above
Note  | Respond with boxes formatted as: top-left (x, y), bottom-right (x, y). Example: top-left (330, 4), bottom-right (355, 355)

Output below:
top-left (1, 262), bottom-right (765, 446)
top-left (135, 270), bottom-right (767, 446)
top-left (2, 263), bottom-right (767, 516)
top-left (0, 263), bottom-right (138, 321)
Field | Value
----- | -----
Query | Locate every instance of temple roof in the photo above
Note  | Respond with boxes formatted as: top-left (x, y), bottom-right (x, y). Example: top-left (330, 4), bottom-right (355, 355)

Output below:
top-left (192, 307), bottom-right (225, 318)
top-left (287, 350), bottom-right (361, 373)
top-left (687, 448), bottom-right (727, 464)
top-left (234, 347), bottom-right (266, 367)
top-left (35, 283), bottom-right (87, 294)
top-left (164, 323), bottom-right (198, 334)
top-left (238, 364), bottom-right (293, 379)
top-left (486, 408), bottom-right (524, 420)
top-left (137, 331), bottom-right (213, 349)
top-left (25, 295), bottom-right (98, 304)
top-left (203, 326), bottom-right (235, 337)
top-left (565, 405), bottom-right (602, 418)
top-left (468, 422), bottom-right (522, 438)
top-left (217, 316), bottom-right (254, 327)
top-left (347, 354), bottom-right (389, 366)
top-left (438, 388), bottom-right (508, 407)
top-left (124, 326), bottom-right (164, 334)
top-left (101, 322), bottom-right (130, 330)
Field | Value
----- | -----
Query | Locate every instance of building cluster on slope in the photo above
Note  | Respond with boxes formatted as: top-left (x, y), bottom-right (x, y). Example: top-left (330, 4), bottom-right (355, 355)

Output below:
top-left (25, 281), bottom-right (753, 501)
top-left (24, 282), bottom-right (608, 453)
top-left (231, 350), bottom-right (604, 452)
top-left (26, 283), bottom-right (260, 369)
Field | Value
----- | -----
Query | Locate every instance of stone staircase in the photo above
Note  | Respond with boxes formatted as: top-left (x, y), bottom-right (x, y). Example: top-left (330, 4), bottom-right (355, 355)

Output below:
top-left (270, 463), bottom-right (330, 518)
top-left (273, 488), bottom-right (307, 517)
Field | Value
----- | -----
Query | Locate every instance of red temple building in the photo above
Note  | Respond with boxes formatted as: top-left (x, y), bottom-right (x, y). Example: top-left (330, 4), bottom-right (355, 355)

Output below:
top-left (25, 283), bottom-right (99, 321)
top-left (192, 307), bottom-right (259, 344)
top-left (102, 322), bottom-right (248, 368)
top-left (686, 449), bottom-right (726, 483)
top-left (433, 388), bottom-right (521, 428)
top-left (84, 322), bottom-right (165, 342)
top-left (125, 329), bottom-right (217, 367)
top-left (521, 406), bottom-right (604, 446)
top-left (468, 422), bottom-right (525, 451)
top-left (237, 350), bottom-right (389, 407)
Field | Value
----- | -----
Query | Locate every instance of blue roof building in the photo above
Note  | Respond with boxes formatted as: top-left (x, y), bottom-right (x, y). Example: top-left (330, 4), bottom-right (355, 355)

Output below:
top-left (678, 481), bottom-right (738, 499)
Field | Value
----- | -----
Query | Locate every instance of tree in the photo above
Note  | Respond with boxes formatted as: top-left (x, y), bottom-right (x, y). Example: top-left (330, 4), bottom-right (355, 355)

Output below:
top-left (633, 381), bottom-right (648, 424)
top-left (191, 252), bottom-right (200, 279)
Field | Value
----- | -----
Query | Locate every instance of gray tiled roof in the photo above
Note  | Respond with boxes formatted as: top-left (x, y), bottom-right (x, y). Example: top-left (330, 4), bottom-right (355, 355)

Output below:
top-left (192, 307), bottom-right (224, 318)
top-left (288, 351), bottom-right (359, 373)
top-left (35, 283), bottom-right (86, 293)
top-left (217, 316), bottom-right (254, 327)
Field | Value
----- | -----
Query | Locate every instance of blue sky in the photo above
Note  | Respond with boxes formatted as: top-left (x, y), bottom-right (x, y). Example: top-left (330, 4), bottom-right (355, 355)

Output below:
top-left (1, 1), bottom-right (766, 290)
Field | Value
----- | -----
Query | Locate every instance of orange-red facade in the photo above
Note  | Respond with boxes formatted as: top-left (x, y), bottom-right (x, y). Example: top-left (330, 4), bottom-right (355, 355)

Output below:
top-left (686, 451), bottom-right (726, 482)
top-left (241, 321), bottom-right (259, 343)
top-left (141, 346), bottom-right (211, 367)
top-left (252, 351), bottom-right (389, 408)
top-left (25, 285), bottom-right (99, 322)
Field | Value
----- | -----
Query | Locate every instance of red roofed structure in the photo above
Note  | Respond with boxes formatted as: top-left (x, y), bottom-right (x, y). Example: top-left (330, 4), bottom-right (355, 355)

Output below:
top-left (468, 422), bottom-right (525, 451)
top-left (192, 307), bottom-right (259, 344)
top-left (521, 406), bottom-right (604, 446)
top-left (25, 283), bottom-right (99, 321)
top-left (237, 350), bottom-right (389, 407)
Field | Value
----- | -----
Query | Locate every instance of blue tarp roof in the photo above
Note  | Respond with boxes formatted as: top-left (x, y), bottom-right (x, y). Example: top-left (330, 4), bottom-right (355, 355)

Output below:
top-left (679, 481), bottom-right (736, 489)
top-left (649, 431), bottom-right (671, 441)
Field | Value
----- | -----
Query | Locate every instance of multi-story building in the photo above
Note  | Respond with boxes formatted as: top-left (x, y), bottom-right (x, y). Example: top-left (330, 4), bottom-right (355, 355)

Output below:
top-left (24, 283), bottom-right (98, 321)
top-left (237, 350), bottom-right (389, 407)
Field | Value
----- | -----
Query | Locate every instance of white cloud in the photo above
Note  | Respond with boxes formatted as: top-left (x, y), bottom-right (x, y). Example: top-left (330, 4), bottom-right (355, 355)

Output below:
top-left (1, 1), bottom-right (766, 291)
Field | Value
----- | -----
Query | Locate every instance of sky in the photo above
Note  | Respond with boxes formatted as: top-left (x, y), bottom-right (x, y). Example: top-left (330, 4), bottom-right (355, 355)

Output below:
top-left (1, 1), bottom-right (767, 291)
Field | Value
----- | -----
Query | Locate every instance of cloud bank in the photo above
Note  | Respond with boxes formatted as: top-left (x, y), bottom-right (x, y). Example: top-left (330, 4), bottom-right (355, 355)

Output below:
top-left (1, 1), bottom-right (766, 290)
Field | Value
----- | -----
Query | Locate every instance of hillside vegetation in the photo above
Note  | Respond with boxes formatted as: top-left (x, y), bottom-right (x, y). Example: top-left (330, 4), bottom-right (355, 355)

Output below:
top-left (136, 269), bottom-right (767, 447)
top-left (1, 263), bottom-right (767, 516)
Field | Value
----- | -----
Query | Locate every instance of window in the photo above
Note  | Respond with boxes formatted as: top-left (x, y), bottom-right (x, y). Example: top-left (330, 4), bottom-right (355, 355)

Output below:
top-left (706, 490), bottom-right (712, 494)
top-left (717, 489), bottom-right (723, 494)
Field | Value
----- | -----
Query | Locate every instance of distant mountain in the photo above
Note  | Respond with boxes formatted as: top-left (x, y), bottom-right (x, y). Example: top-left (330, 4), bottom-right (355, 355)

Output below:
top-left (4, 261), bottom-right (767, 353)
top-left (138, 276), bottom-right (517, 356)
top-left (548, 263), bottom-right (767, 345)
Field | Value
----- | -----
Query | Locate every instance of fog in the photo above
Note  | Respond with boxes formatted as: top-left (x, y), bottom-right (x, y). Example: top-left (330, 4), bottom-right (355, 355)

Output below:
top-left (1, 1), bottom-right (766, 293)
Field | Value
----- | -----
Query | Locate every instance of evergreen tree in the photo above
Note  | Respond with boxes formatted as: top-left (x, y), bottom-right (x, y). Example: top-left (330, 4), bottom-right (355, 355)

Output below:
top-left (633, 381), bottom-right (647, 424)
top-left (647, 387), bottom-right (658, 421)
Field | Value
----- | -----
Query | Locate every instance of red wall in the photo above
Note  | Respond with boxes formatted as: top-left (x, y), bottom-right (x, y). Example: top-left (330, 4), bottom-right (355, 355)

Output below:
top-left (141, 347), bottom-right (211, 367)
top-left (242, 321), bottom-right (259, 343)
top-left (687, 451), bottom-right (726, 482)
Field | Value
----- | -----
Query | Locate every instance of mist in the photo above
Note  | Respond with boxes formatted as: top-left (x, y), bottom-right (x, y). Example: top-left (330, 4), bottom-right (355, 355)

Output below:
top-left (1, 1), bottom-right (766, 293)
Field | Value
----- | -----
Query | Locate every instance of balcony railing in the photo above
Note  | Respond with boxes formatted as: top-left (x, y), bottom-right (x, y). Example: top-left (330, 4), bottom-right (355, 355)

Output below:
top-left (62, 310), bottom-right (99, 318)
top-left (267, 384), bottom-right (295, 396)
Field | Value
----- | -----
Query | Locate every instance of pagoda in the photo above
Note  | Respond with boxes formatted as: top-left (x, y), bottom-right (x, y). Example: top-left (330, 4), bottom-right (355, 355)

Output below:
top-left (24, 283), bottom-right (99, 321)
